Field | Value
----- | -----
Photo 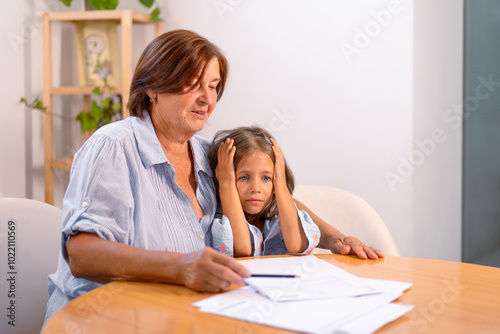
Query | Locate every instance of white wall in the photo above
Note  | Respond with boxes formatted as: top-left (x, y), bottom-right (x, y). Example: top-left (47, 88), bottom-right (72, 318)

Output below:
top-left (164, 0), bottom-right (417, 256)
top-left (413, 1), bottom-right (463, 260)
top-left (0, 0), bottom-right (31, 199)
top-left (0, 0), bottom-right (463, 260)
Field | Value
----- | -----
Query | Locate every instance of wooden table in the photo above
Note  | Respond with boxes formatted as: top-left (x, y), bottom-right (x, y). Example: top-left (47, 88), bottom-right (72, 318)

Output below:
top-left (42, 255), bottom-right (500, 333)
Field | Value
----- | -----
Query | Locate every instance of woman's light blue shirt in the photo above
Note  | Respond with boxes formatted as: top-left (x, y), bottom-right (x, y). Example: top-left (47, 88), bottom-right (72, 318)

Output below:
top-left (45, 112), bottom-right (217, 322)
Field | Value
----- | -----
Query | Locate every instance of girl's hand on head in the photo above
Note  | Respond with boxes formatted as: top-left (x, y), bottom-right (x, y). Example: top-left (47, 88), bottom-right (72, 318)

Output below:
top-left (270, 138), bottom-right (288, 192)
top-left (215, 138), bottom-right (236, 185)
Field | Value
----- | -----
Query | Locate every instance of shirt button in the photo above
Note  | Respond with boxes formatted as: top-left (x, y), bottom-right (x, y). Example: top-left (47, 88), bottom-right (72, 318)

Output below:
top-left (199, 234), bottom-right (204, 240)
top-left (81, 201), bottom-right (89, 209)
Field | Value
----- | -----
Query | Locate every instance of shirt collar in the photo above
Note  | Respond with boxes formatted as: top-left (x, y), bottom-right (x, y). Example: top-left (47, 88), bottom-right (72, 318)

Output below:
top-left (132, 112), bottom-right (167, 168)
top-left (190, 134), bottom-right (213, 178)
top-left (131, 112), bottom-right (213, 178)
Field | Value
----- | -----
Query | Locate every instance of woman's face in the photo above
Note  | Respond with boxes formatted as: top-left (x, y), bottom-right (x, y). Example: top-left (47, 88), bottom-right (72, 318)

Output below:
top-left (151, 57), bottom-right (221, 138)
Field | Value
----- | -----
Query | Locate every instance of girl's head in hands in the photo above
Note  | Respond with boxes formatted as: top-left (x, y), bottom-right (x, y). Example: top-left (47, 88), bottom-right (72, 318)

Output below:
top-left (209, 126), bottom-right (294, 221)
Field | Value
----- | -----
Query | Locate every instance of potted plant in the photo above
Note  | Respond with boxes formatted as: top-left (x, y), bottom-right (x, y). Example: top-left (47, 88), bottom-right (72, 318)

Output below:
top-left (76, 66), bottom-right (123, 133)
top-left (21, 65), bottom-right (122, 134)
top-left (20, 0), bottom-right (161, 134)
top-left (59, 0), bottom-right (162, 22)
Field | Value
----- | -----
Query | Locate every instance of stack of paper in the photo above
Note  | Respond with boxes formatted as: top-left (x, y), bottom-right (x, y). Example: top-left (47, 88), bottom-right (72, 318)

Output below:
top-left (193, 255), bottom-right (413, 333)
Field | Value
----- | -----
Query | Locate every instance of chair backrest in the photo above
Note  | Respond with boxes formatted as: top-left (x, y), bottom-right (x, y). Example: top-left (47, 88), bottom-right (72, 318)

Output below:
top-left (0, 197), bottom-right (62, 334)
top-left (293, 185), bottom-right (400, 256)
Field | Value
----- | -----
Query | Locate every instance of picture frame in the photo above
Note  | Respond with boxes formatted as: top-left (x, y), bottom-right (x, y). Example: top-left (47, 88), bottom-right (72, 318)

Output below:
top-left (75, 21), bottom-right (121, 87)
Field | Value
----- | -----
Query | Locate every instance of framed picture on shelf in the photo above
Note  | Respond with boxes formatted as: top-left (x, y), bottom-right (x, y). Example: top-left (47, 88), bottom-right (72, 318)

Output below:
top-left (75, 21), bottom-right (121, 87)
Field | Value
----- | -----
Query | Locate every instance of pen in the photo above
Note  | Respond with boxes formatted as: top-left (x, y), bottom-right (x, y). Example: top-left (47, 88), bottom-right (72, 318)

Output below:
top-left (250, 274), bottom-right (300, 278)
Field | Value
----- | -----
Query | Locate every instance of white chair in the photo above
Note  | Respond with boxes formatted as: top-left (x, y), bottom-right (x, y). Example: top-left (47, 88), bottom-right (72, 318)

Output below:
top-left (293, 185), bottom-right (400, 256)
top-left (0, 198), bottom-right (62, 334)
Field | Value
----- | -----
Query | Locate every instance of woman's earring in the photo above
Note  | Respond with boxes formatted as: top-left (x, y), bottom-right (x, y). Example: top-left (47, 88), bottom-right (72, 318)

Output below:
top-left (150, 96), bottom-right (156, 103)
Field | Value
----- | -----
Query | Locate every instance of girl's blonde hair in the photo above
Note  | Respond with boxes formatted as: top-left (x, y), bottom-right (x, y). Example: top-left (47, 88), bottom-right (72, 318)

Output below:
top-left (208, 126), bottom-right (295, 221)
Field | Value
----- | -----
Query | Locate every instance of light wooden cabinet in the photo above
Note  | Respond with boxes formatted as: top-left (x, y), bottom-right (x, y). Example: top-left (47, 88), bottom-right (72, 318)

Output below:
top-left (42, 10), bottom-right (163, 204)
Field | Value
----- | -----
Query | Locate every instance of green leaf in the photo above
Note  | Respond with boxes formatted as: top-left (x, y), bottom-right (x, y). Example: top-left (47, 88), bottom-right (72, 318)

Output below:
top-left (33, 97), bottom-right (46, 110)
top-left (20, 96), bottom-right (47, 111)
top-left (92, 86), bottom-right (102, 95)
top-left (101, 98), bottom-right (111, 109)
top-left (86, 0), bottom-right (118, 10)
top-left (59, 0), bottom-right (72, 6)
top-left (76, 111), bottom-right (85, 121)
top-left (34, 101), bottom-right (44, 110)
top-left (90, 100), bottom-right (104, 120)
top-left (111, 102), bottom-right (122, 112)
top-left (140, 0), bottom-right (154, 9)
top-left (150, 7), bottom-right (163, 22)
top-left (77, 112), bottom-right (97, 133)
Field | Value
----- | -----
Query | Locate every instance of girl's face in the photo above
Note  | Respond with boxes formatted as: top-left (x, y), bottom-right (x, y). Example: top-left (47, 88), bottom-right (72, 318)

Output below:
top-left (235, 150), bottom-right (274, 216)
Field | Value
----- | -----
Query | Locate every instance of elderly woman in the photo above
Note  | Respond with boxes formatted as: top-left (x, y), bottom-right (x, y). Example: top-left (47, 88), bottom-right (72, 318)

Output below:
top-left (44, 29), bottom-right (382, 323)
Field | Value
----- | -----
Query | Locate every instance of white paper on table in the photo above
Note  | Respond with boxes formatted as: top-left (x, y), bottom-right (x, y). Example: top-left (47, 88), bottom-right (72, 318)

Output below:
top-left (193, 256), bottom-right (414, 333)
top-left (361, 277), bottom-right (412, 295)
top-left (240, 255), bottom-right (382, 301)
top-left (331, 303), bottom-right (414, 334)
top-left (194, 287), bottom-right (409, 334)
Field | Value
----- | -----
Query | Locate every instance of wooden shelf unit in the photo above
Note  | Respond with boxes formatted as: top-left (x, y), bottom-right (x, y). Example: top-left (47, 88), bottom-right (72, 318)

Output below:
top-left (51, 86), bottom-right (123, 95)
top-left (42, 10), bottom-right (163, 204)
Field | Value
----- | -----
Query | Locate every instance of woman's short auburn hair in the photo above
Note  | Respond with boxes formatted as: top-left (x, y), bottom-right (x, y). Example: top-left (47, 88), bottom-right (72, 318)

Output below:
top-left (127, 29), bottom-right (228, 117)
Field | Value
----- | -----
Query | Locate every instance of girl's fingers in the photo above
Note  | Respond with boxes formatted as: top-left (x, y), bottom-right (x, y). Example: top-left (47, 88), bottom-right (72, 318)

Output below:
top-left (229, 145), bottom-right (236, 160)
top-left (218, 138), bottom-right (234, 160)
top-left (217, 139), bottom-right (236, 176)
top-left (270, 138), bottom-right (285, 167)
top-left (270, 138), bottom-right (284, 162)
top-left (269, 138), bottom-right (287, 189)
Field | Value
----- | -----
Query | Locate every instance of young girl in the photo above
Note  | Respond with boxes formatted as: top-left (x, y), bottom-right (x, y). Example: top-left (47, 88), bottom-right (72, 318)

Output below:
top-left (208, 126), bottom-right (320, 257)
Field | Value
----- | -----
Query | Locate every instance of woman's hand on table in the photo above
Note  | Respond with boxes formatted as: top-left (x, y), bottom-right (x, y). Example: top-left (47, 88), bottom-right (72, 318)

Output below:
top-left (176, 247), bottom-right (251, 293)
top-left (330, 235), bottom-right (384, 260)
top-left (293, 199), bottom-right (384, 260)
